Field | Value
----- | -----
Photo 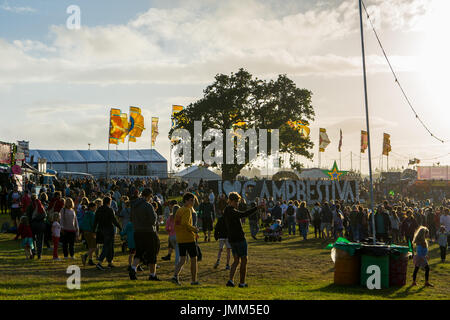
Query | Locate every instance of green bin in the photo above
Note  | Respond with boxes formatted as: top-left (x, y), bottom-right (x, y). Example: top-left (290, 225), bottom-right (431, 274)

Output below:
top-left (360, 245), bottom-right (390, 289)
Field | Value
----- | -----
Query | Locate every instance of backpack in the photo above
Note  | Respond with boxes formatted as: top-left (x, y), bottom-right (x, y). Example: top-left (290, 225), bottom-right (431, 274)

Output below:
top-left (287, 206), bottom-right (295, 216)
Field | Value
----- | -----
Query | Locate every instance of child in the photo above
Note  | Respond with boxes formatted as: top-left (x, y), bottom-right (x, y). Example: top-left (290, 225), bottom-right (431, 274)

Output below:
top-left (120, 220), bottom-right (141, 272)
top-left (51, 213), bottom-right (61, 261)
top-left (162, 204), bottom-right (180, 265)
top-left (17, 216), bottom-right (34, 259)
top-left (437, 225), bottom-right (447, 263)
top-left (412, 226), bottom-right (433, 287)
top-left (270, 219), bottom-right (282, 231)
top-left (80, 202), bottom-right (97, 266)
top-left (213, 215), bottom-right (231, 270)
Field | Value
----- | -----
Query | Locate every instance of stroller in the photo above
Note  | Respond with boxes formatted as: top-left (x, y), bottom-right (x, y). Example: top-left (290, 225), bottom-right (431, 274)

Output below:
top-left (263, 223), bottom-right (283, 242)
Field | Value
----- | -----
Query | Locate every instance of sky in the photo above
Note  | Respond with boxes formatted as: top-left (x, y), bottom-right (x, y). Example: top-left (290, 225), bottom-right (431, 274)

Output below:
top-left (0, 0), bottom-right (449, 174)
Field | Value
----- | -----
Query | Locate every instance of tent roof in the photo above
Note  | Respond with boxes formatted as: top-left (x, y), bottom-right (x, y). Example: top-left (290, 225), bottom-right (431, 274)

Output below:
top-left (175, 166), bottom-right (221, 180)
top-left (298, 168), bottom-right (329, 179)
top-left (28, 149), bottom-right (166, 163)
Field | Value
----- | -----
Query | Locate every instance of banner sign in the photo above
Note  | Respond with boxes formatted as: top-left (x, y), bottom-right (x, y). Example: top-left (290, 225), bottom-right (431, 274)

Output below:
top-left (417, 166), bottom-right (449, 181)
top-left (17, 141), bottom-right (29, 157)
top-left (0, 142), bottom-right (13, 166)
top-left (207, 180), bottom-right (360, 204)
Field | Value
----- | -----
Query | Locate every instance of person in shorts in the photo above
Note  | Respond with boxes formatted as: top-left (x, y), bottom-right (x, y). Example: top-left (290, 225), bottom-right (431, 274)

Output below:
top-left (172, 193), bottom-right (200, 286)
top-left (223, 192), bottom-right (262, 288)
top-left (129, 188), bottom-right (160, 281)
top-left (213, 215), bottom-right (231, 270)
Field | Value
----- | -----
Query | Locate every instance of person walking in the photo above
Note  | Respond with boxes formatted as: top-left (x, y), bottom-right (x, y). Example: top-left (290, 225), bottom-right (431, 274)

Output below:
top-left (311, 202), bottom-right (322, 239)
top-left (412, 226), bottom-right (433, 287)
top-left (80, 202), bottom-right (97, 266)
top-left (28, 194), bottom-right (47, 260)
top-left (172, 192), bottom-right (200, 286)
top-left (59, 198), bottom-right (79, 260)
top-left (213, 215), bottom-right (231, 270)
top-left (248, 201), bottom-right (260, 240)
top-left (285, 201), bottom-right (296, 236)
top-left (199, 196), bottom-right (215, 242)
top-left (94, 197), bottom-right (122, 270)
top-left (296, 201), bottom-right (312, 241)
top-left (162, 200), bottom-right (179, 261)
top-left (320, 202), bottom-right (333, 239)
top-left (436, 225), bottom-right (447, 263)
top-left (128, 188), bottom-right (160, 281)
top-left (223, 192), bottom-right (261, 288)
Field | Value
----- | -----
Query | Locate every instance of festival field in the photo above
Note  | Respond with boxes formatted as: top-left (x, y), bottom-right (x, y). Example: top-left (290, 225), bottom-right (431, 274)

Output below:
top-left (0, 214), bottom-right (448, 300)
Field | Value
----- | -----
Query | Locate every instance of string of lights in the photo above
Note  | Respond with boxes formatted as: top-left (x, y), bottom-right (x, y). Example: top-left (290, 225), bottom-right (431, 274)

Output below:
top-left (362, 0), bottom-right (446, 144)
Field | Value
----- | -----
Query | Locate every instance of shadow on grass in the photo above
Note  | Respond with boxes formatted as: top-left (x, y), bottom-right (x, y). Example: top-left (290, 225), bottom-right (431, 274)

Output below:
top-left (311, 282), bottom-right (425, 299)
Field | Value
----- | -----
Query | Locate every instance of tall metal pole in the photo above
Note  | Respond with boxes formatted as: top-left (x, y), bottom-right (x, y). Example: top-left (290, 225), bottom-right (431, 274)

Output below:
top-left (359, 0), bottom-right (376, 245)
top-left (351, 151), bottom-right (353, 171)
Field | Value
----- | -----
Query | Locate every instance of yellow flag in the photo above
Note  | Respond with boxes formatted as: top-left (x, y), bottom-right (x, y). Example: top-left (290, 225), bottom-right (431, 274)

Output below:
top-left (128, 106), bottom-right (145, 142)
top-left (171, 105), bottom-right (184, 128)
top-left (383, 133), bottom-right (391, 156)
top-left (109, 108), bottom-right (129, 144)
top-left (152, 117), bottom-right (159, 147)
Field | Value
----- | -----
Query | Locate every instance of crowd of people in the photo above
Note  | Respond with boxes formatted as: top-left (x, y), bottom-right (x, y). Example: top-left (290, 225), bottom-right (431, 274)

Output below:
top-left (0, 175), bottom-right (449, 288)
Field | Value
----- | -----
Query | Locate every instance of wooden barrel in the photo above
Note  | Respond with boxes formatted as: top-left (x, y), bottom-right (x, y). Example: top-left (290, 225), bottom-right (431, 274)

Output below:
top-left (389, 254), bottom-right (409, 287)
top-left (334, 249), bottom-right (360, 285)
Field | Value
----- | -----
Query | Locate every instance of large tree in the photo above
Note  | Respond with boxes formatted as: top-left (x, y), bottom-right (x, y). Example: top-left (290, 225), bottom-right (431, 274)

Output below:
top-left (169, 69), bottom-right (315, 180)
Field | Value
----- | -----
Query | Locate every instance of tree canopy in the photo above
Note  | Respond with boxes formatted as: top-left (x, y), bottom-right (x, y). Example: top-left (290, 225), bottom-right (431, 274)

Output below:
top-left (169, 68), bottom-right (315, 180)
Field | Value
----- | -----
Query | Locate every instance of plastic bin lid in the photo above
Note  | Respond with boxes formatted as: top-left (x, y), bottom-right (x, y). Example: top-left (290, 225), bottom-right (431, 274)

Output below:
top-left (359, 244), bottom-right (391, 256)
top-left (325, 237), bottom-right (361, 256)
top-left (389, 245), bottom-right (411, 254)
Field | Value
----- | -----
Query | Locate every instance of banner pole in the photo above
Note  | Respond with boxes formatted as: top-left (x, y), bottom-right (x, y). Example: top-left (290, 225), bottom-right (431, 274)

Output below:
top-left (359, 0), bottom-right (376, 245)
top-left (351, 151), bottom-right (353, 171)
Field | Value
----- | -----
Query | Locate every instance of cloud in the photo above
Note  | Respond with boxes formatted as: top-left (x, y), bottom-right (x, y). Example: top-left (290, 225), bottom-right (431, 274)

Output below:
top-left (0, 0), bottom-right (430, 86)
top-left (0, 1), bottom-right (35, 13)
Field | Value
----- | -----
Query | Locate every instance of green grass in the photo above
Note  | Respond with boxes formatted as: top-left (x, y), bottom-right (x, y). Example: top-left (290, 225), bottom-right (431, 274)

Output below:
top-left (0, 214), bottom-right (448, 300)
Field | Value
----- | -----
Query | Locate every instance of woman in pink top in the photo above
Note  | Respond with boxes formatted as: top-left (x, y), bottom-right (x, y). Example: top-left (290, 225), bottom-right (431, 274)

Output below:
top-left (59, 198), bottom-right (79, 259)
top-left (164, 205), bottom-right (179, 266)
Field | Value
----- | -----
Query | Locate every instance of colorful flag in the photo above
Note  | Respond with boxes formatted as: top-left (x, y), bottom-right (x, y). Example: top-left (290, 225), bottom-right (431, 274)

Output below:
top-left (171, 105), bottom-right (184, 128)
top-left (128, 106), bottom-right (145, 143)
top-left (319, 128), bottom-right (330, 152)
top-left (338, 129), bottom-right (343, 152)
top-left (151, 117), bottom-right (159, 147)
top-left (361, 130), bottom-right (368, 153)
top-left (382, 133), bottom-right (391, 156)
top-left (109, 108), bottom-right (129, 145)
top-left (408, 158), bottom-right (420, 165)
top-left (287, 120), bottom-right (310, 137)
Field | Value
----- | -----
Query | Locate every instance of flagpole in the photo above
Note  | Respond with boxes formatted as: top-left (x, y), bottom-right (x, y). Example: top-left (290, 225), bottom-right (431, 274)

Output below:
top-left (359, 0), bottom-right (376, 245)
top-left (318, 129), bottom-right (321, 169)
top-left (360, 152), bottom-right (362, 174)
top-left (128, 138), bottom-right (130, 176)
top-left (107, 141), bottom-right (110, 181)
top-left (107, 110), bottom-right (110, 181)
top-left (351, 151), bottom-right (353, 171)
top-left (116, 144), bottom-right (118, 176)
